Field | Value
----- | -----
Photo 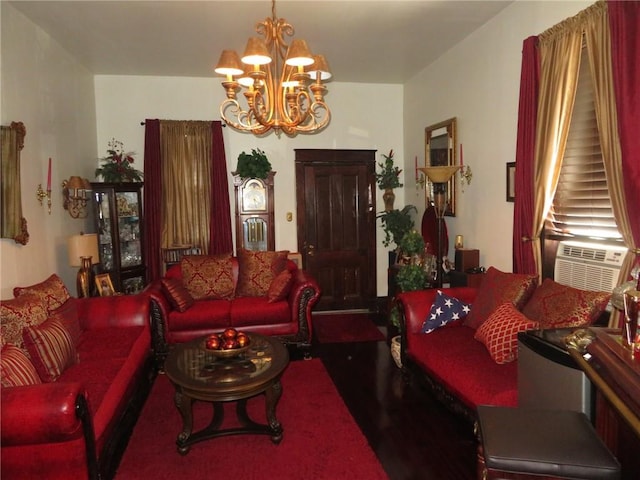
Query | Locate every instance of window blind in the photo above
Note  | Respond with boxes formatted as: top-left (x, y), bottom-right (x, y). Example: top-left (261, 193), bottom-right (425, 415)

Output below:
top-left (547, 51), bottom-right (621, 240)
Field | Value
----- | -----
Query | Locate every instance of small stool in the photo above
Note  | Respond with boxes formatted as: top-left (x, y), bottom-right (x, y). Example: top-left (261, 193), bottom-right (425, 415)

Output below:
top-left (476, 406), bottom-right (620, 480)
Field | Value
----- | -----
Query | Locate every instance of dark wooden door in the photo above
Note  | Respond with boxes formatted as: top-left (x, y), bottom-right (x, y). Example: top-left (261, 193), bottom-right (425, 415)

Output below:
top-left (295, 150), bottom-right (376, 311)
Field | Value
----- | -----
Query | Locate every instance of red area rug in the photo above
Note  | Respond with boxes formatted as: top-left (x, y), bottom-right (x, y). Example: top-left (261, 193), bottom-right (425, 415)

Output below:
top-left (116, 359), bottom-right (388, 479)
top-left (313, 313), bottom-right (385, 343)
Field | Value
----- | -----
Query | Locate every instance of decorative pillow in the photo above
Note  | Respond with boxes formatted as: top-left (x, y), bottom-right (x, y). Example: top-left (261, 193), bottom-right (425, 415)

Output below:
top-left (464, 267), bottom-right (538, 329)
top-left (13, 274), bottom-right (71, 313)
top-left (162, 278), bottom-right (196, 312)
top-left (1, 344), bottom-right (42, 387)
top-left (522, 278), bottom-right (611, 329)
top-left (267, 270), bottom-right (294, 303)
top-left (48, 299), bottom-right (82, 347)
top-left (236, 249), bottom-right (289, 297)
top-left (23, 317), bottom-right (78, 382)
top-left (181, 254), bottom-right (235, 300)
top-left (0, 294), bottom-right (48, 350)
top-left (474, 303), bottom-right (539, 364)
top-left (421, 290), bottom-right (471, 334)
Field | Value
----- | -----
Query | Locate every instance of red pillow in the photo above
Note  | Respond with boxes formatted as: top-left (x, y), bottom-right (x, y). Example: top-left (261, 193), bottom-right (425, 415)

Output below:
top-left (522, 278), bottom-right (611, 329)
top-left (268, 270), bottom-right (294, 303)
top-left (464, 267), bottom-right (538, 329)
top-left (162, 278), bottom-right (195, 312)
top-left (181, 254), bottom-right (235, 300)
top-left (1, 344), bottom-right (42, 387)
top-left (13, 274), bottom-right (71, 313)
top-left (236, 249), bottom-right (289, 297)
top-left (474, 303), bottom-right (539, 364)
top-left (23, 317), bottom-right (78, 382)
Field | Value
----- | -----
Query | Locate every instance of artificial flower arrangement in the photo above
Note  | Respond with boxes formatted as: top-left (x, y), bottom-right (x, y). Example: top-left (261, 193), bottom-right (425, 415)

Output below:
top-left (375, 149), bottom-right (403, 190)
top-left (95, 138), bottom-right (143, 182)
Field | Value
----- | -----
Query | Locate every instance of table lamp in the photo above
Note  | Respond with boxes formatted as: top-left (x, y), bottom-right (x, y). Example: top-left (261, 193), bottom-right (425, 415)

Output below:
top-left (68, 233), bottom-right (100, 297)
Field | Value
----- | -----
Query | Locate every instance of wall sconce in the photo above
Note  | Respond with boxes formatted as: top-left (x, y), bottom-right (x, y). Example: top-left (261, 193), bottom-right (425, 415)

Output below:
top-left (67, 233), bottom-right (100, 298)
top-left (36, 157), bottom-right (52, 214)
top-left (62, 176), bottom-right (92, 218)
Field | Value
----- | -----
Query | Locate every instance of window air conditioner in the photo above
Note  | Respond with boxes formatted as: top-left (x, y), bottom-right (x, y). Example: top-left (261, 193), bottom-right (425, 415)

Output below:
top-left (554, 240), bottom-right (627, 292)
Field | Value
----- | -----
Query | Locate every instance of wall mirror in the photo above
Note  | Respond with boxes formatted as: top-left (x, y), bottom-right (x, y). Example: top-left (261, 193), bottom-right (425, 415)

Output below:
top-left (425, 117), bottom-right (457, 216)
top-left (1, 122), bottom-right (29, 245)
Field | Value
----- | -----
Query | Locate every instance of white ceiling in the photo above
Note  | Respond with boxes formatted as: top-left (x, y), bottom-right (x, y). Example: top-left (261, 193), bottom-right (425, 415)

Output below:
top-left (8, 0), bottom-right (513, 84)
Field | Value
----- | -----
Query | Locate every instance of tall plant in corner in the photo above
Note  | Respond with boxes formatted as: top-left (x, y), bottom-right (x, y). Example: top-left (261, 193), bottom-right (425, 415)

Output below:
top-left (375, 149), bottom-right (403, 212)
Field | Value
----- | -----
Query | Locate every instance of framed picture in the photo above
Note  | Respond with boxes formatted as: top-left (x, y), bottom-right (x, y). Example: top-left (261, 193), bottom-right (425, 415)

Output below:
top-left (506, 162), bottom-right (516, 202)
top-left (95, 273), bottom-right (115, 296)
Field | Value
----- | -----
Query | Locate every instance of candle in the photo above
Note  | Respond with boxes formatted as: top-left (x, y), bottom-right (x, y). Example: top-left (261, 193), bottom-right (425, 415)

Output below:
top-left (414, 155), bottom-right (418, 177)
top-left (47, 158), bottom-right (52, 191)
top-left (460, 144), bottom-right (463, 166)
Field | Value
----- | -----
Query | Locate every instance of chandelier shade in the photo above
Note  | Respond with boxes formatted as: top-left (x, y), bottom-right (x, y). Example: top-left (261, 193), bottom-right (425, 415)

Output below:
top-left (214, 0), bottom-right (331, 136)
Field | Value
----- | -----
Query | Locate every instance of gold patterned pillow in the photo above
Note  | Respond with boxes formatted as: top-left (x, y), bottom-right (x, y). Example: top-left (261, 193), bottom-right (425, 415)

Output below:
top-left (13, 274), bottom-right (71, 313)
top-left (181, 254), bottom-right (235, 300)
top-left (236, 249), bottom-right (289, 297)
top-left (522, 278), bottom-right (611, 329)
top-left (1, 294), bottom-right (48, 351)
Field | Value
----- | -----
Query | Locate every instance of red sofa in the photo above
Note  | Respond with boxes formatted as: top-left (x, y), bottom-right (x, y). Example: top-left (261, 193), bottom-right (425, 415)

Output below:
top-left (1, 275), bottom-right (154, 480)
top-left (144, 252), bottom-right (321, 364)
top-left (396, 268), bottom-right (611, 422)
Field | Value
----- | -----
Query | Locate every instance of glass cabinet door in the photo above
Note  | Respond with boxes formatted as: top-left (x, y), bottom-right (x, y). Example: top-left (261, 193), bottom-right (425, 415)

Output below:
top-left (116, 192), bottom-right (142, 268)
top-left (95, 191), bottom-right (114, 271)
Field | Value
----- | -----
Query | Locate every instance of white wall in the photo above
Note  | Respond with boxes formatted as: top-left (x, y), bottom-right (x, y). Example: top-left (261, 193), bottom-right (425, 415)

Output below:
top-left (94, 77), bottom-right (404, 295)
top-left (0, 3), bottom-right (97, 298)
top-left (403, 0), bottom-right (592, 272)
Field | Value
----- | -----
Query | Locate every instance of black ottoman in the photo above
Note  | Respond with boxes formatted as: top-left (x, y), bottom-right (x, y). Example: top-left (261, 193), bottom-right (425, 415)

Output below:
top-left (476, 406), bottom-right (620, 480)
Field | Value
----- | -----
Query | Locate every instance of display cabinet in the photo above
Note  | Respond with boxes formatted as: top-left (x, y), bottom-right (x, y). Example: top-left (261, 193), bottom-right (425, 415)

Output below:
top-left (233, 172), bottom-right (275, 252)
top-left (91, 182), bottom-right (146, 294)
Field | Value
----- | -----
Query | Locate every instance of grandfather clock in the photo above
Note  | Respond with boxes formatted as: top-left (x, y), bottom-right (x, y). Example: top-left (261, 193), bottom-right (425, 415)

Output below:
top-left (233, 172), bottom-right (275, 252)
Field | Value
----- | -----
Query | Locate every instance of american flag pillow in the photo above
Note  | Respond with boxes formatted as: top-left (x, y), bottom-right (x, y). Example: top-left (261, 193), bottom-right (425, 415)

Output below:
top-left (421, 290), bottom-right (471, 334)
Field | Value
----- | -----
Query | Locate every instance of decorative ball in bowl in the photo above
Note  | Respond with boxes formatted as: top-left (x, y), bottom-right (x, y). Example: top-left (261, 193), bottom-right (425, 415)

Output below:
top-left (203, 328), bottom-right (251, 357)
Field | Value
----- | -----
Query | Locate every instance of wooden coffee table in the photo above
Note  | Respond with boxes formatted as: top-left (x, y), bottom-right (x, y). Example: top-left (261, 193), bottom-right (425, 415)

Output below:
top-left (164, 332), bottom-right (289, 455)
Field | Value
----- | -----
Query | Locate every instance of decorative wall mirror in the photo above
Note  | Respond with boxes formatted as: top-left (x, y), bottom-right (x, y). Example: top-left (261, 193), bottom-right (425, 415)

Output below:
top-left (425, 117), bottom-right (457, 216)
top-left (1, 122), bottom-right (29, 244)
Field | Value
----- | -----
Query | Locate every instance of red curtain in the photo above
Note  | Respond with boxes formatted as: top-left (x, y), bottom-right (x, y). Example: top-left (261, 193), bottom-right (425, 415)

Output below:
top-left (608, 0), bottom-right (640, 248)
top-left (143, 119), bottom-right (162, 282)
top-left (512, 36), bottom-right (540, 274)
top-left (208, 122), bottom-right (233, 254)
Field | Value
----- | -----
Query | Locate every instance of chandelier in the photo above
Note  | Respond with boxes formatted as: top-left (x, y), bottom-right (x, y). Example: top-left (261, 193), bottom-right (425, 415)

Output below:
top-left (214, 0), bottom-right (331, 137)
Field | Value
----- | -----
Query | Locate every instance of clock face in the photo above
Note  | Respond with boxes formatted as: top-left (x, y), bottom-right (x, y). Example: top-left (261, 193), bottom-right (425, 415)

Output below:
top-left (242, 179), bottom-right (266, 211)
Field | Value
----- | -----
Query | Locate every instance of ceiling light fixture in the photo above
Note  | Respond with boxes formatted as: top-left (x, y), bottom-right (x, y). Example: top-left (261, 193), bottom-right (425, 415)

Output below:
top-left (214, 0), bottom-right (331, 137)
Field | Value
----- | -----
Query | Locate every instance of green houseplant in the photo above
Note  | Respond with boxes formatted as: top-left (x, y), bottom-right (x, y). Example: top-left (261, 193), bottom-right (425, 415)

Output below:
top-left (375, 150), bottom-right (403, 212)
top-left (236, 149), bottom-right (272, 179)
top-left (377, 205), bottom-right (416, 250)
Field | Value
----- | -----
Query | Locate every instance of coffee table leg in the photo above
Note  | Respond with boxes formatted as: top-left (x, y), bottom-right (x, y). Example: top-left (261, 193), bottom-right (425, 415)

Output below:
top-left (174, 389), bottom-right (194, 455)
top-left (265, 379), bottom-right (283, 444)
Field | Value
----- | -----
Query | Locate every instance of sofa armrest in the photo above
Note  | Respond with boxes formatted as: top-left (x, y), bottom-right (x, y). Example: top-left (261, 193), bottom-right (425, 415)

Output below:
top-left (1, 382), bottom-right (89, 445)
top-left (76, 293), bottom-right (150, 330)
top-left (286, 269), bottom-right (321, 345)
top-left (143, 280), bottom-right (173, 361)
top-left (397, 287), bottom-right (478, 335)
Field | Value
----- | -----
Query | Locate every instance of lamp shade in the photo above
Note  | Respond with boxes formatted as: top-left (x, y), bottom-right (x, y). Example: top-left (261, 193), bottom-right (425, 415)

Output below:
top-left (419, 166), bottom-right (460, 184)
top-left (68, 233), bottom-right (100, 267)
top-left (241, 37), bottom-right (272, 65)
top-left (285, 39), bottom-right (314, 67)
top-left (306, 55), bottom-right (332, 81)
top-left (214, 50), bottom-right (244, 76)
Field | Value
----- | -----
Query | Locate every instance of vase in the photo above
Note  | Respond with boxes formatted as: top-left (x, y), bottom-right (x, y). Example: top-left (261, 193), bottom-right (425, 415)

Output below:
top-left (383, 189), bottom-right (395, 212)
top-left (390, 335), bottom-right (402, 368)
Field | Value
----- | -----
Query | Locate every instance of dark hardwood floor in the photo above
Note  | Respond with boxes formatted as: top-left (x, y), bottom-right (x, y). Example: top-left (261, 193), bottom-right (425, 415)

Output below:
top-left (304, 323), bottom-right (477, 480)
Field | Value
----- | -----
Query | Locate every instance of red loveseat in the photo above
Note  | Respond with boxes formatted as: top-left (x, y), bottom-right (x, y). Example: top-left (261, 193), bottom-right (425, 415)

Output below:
top-left (1, 275), bottom-right (155, 480)
top-left (144, 251), bottom-right (321, 364)
top-left (396, 267), bottom-right (611, 422)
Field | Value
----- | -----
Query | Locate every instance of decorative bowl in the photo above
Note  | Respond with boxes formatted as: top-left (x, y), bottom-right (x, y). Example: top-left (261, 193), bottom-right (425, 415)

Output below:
top-left (202, 339), bottom-right (251, 358)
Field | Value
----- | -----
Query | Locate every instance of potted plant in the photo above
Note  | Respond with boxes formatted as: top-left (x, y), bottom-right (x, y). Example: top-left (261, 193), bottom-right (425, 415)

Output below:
top-left (236, 148), bottom-right (272, 179)
top-left (398, 229), bottom-right (425, 264)
top-left (375, 149), bottom-right (403, 211)
top-left (377, 205), bottom-right (416, 252)
top-left (95, 138), bottom-right (143, 183)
